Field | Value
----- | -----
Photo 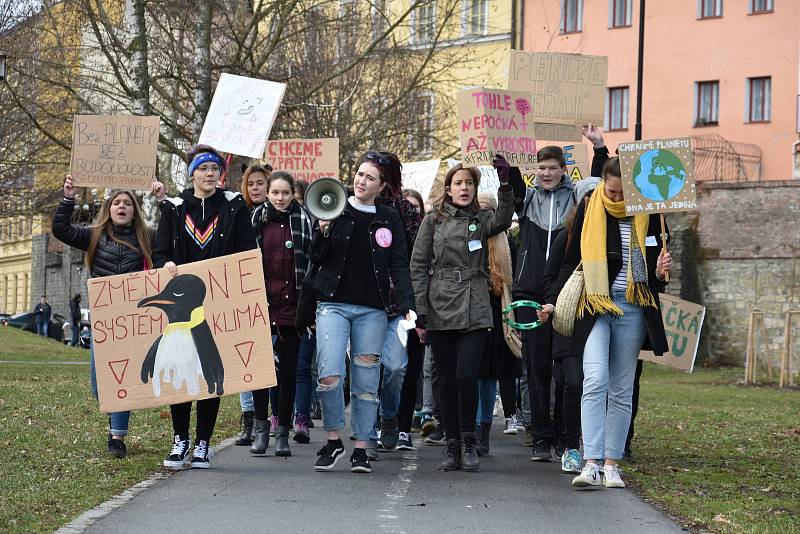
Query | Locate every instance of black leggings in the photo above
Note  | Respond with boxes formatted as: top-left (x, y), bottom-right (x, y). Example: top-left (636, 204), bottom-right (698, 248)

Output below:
top-left (171, 398), bottom-right (220, 444)
top-left (499, 378), bottom-right (517, 418)
top-left (429, 329), bottom-right (488, 439)
top-left (397, 330), bottom-right (425, 433)
top-left (253, 326), bottom-right (301, 427)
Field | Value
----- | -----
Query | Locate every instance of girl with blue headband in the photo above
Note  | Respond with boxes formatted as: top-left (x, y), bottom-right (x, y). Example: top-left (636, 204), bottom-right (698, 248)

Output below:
top-left (152, 144), bottom-right (257, 470)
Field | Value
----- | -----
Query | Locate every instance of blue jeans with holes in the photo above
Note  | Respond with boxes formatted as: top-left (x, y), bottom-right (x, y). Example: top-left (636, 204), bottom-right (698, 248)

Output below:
top-left (581, 292), bottom-right (647, 461)
top-left (475, 378), bottom-right (497, 425)
top-left (315, 302), bottom-right (386, 442)
top-left (295, 331), bottom-right (316, 417)
top-left (90, 343), bottom-right (131, 436)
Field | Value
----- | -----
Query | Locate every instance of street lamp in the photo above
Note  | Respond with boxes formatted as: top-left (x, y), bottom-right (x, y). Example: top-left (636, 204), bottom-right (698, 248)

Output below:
top-left (0, 54), bottom-right (6, 81)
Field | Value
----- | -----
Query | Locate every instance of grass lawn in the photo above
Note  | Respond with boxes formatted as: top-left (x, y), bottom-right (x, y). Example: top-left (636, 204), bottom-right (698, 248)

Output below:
top-left (627, 363), bottom-right (800, 533)
top-left (0, 326), bottom-right (241, 534)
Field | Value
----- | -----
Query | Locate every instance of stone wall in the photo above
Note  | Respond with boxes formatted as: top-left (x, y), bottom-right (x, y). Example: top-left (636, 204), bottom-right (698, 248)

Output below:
top-left (668, 180), bottom-right (800, 367)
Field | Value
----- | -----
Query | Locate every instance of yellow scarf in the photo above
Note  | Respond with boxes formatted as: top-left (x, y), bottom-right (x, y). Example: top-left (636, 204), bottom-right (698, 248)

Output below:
top-left (163, 306), bottom-right (205, 335)
top-left (578, 182), bottom-right (655, 318)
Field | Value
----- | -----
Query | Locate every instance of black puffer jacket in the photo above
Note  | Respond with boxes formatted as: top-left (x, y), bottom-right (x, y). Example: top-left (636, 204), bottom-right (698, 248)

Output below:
top-left (52, 197), bottom-right (150, 277)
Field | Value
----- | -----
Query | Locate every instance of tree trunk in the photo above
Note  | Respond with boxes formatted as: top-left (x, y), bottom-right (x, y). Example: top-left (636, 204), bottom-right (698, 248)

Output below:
top-left (126, 0), bottom-right (150, 116)
top-left (192, 0), bottom-right (213, 140)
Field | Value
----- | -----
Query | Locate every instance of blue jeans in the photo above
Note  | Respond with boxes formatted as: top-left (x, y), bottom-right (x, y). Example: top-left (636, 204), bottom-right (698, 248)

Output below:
top-left (239, 391), bottom-right (254, 412)
top-left (581, 292), bottom-right (647, 461)
top-left (37, 320), bottom-right (49, 337)
top-left (90, 344), bottom-right (131, 436)
top-left (475, 378), bottom-right (497, 425)
top-left (369, 316), bottom-right (408, 440)
top-left (316, 302), bottom-right (386, 442)
top-left (295, 331), bottom-right (316, 417)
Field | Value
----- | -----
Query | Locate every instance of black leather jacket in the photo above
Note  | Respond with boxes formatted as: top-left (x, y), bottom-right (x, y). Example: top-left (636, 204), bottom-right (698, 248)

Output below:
top-left (52, 198), bottom-right (149, 277)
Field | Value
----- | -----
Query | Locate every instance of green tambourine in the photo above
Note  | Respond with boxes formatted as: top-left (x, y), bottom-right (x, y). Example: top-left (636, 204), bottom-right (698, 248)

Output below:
top-left (502, 300), bottom-right (544, 330)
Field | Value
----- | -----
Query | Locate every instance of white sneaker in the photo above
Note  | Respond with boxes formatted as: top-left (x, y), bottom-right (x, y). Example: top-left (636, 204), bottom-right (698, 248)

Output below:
top-left (503, 415), bottom-right (519, 435)
top-left (572, 462), bottom-right (602, 487)
top-left (603, 464), bottom-right (625, 488)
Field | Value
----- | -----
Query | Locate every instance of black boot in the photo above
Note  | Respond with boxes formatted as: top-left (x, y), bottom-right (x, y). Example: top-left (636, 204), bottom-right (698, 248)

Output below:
top-left (475, 424), bottom-right (484, 457)
top-left (235, 411), bottom-right (254, 446)
top-left (274, 426), bottom-right (291, 457)
top-left (461, 432), bottom-right (480, 472)
top-left (439, 439), bottom-right (462, 471)
top-left (479, 421), bottom-right (491, 456)
top-left (250, 419), bottom-right (270, 455)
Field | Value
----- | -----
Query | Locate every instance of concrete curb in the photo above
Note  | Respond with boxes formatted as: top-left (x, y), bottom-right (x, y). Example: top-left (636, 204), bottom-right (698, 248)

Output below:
top-left (54, 436), bottom-right (238, 534)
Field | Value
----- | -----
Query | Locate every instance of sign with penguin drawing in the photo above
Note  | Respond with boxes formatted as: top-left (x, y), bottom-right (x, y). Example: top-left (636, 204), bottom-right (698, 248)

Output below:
top-left (88, 250), bottom-right (276, 413)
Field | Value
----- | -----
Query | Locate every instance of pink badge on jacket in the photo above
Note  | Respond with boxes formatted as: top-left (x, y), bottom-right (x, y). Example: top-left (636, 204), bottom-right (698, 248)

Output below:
top-left (375, 228), bottom-right (393, 248)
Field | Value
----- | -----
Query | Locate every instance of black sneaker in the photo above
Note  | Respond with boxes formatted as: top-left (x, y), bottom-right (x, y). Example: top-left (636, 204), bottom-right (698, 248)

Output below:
top-left (380, 417), bottom-right (399, 450)
top-left (350, 447), bottom-right (372, 473)
top-left (107, 435), bottom-right (127, 458)
top-left (531, 440), bottom-right (552, 462)
top-left (314, 440), bottom-right (345, 471)
top-left (424, 425), bottom-right (446, 446)
top-left (163, 435), bottom-right (191, 470)
top-left (190, 440), bottom-right (212, 469)
top-left (396, 432), bottom-right (416, 451)
top-left (411, 415), bottom-right (422, 433)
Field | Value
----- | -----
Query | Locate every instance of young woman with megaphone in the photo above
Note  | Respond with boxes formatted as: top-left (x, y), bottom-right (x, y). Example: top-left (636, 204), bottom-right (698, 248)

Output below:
top-left (306, 151), bottom-right (415, 474)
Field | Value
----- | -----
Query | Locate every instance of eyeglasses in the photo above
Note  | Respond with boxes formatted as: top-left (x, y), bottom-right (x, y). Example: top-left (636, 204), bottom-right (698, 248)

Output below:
top-left (365, 151), bottom-right (390, 167)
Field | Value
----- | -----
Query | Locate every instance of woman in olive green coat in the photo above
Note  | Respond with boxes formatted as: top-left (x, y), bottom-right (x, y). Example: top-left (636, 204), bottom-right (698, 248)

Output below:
top-left (410, 160), bottom-right (514, 472)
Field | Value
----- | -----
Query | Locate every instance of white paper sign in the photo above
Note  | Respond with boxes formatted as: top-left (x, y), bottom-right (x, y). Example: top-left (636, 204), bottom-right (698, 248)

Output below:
top-left (401, 159), bottom-right (441, 202)
top-left (198, 74), bottom-right (286, 158)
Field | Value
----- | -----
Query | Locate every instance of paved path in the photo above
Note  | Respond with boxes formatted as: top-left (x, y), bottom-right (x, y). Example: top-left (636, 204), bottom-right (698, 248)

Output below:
top-left (75, 420), bottom-right (685, 534)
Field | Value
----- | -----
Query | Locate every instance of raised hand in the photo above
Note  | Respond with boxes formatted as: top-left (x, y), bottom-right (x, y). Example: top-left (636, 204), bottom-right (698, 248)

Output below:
top-left (151, 181), bottom-right (166, 201)
top-left (492, 154), bottom-right (511, 184)
top-left (64, 175), bottom-right (76, 199)
top-left (582, 123), bottom-right (605, 149)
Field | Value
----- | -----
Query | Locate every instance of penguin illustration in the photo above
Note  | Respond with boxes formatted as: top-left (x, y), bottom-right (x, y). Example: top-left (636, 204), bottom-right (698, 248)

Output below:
top-left (138, 274), bottom-right (224, 397)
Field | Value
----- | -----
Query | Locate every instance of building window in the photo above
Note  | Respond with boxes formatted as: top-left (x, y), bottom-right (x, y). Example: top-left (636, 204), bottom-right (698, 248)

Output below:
top-left (462, 0), bottom-right (488, 36)
top-left (408, 93), bottom-right (434, 156)
top-left (609, 0), bottom-right (631, 28)
top-left (371, 0), bottom-right (390, 44)
top-left (749, 0), bottom-right (773, 13)
top-left (747, 77), bottom-right (771, 122)
top-left (411, 2), bottom-right (436, 44)
top-left (560, 0), bottom-right (583, 34)
top-left (607, 86), bottom-right (629, 131)
top-left (695, 81), bottom-right (719, 126)
top-left (698, 0), bottom-right (722, 18)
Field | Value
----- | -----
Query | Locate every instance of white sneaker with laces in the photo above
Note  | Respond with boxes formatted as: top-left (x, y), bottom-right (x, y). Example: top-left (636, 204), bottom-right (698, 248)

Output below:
top-left (603, 464), bottom-right (625, 488)
top-left (190, 440), bottom-right (212, 469)
top-left (503, 415), bottom-right (519, 435)
top-left (572, 462), bottom-right (601, 487)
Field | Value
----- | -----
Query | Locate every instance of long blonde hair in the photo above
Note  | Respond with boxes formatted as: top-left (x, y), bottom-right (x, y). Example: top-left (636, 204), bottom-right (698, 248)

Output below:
top-left (85, 191), bottom-right (153, 270)
top-left (487, 232), bottom-right (513, 297)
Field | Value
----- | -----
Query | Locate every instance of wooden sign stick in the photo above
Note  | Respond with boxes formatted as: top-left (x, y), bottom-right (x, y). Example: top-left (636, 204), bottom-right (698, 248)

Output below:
top-left (659, 213), bottom-right (670, 283)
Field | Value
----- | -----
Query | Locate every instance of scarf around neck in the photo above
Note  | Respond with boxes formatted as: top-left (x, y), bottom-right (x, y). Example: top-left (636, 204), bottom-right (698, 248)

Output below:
top-left (578, 181), bottom-right (656, 318)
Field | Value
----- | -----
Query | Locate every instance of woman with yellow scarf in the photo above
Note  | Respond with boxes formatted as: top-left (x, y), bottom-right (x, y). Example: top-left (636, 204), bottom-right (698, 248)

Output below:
top-left (539, 156), bottom-right (672, 489)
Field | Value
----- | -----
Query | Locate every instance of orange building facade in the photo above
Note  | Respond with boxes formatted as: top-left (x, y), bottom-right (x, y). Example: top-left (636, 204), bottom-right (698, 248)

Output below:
top-left (519, 0), bottom-right (800, 180)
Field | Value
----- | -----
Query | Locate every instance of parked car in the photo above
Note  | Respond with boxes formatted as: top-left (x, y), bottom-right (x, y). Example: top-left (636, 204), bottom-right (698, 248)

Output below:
top-left (3, 311), bottom-right (68, 342)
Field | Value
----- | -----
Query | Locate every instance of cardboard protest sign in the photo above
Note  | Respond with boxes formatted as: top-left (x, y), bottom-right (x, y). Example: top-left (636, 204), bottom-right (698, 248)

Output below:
top-left (88, 250), bottom-right (276, 413)
top-left (265, 138), bottom-right (339, 181)
top-left (508, 51), bottom-right (608, 142)
top-left (640, 294), bottom-right (706, 373)
top-left (198, 73), bottom-right (286, 158)
top-left (457, 87), bottom-right (538, 168)
top-left (519, 143), bottom-right (590, 187)
top-left (618, 137), bottom-right (697, 215)
top-left (401, 159), bottom-right (441, 202)
top-left (70, 115), bottom-right (160, 190)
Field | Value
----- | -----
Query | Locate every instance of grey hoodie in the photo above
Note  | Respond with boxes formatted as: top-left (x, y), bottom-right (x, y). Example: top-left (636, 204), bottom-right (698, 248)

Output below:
top-left (522, 175), bottom-right (577, 259)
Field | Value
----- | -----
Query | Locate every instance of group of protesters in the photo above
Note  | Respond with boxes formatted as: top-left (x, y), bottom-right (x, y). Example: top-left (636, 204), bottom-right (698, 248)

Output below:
top-left (53, 123), bottom-right (672, 488)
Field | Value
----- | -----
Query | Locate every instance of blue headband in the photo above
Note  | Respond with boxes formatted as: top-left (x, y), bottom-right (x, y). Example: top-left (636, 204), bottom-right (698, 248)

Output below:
top-left (188, 152), bottom-right (226, 177)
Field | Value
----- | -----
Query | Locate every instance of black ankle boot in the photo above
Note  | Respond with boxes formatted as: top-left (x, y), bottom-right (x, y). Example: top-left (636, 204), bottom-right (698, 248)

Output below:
top-left (250, 419), bottom-right (270, 455)
top-left (235, 411), bottom-right (254, 446)
top-left (274, 426), bottom-right (291, 457)
top-left (479, 421), bottom-right (491, 456)
top-left (461, 432), bottom-right (480, 471)
top-left (439, 438), bottom-right (462, 471)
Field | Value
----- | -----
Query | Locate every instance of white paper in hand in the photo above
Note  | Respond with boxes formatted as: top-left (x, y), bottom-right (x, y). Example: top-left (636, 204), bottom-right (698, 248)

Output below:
top-left (397, 310), bottom-right (418, 348)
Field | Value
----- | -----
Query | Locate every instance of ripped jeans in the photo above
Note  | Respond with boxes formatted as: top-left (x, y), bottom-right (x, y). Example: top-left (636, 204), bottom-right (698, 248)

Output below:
top-left (315, 302), bottom-right (387, 442)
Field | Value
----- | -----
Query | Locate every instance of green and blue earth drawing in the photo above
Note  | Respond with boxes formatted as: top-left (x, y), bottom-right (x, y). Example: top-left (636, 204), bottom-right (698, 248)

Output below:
top-left (632, 149), bottom-right (686, 202)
